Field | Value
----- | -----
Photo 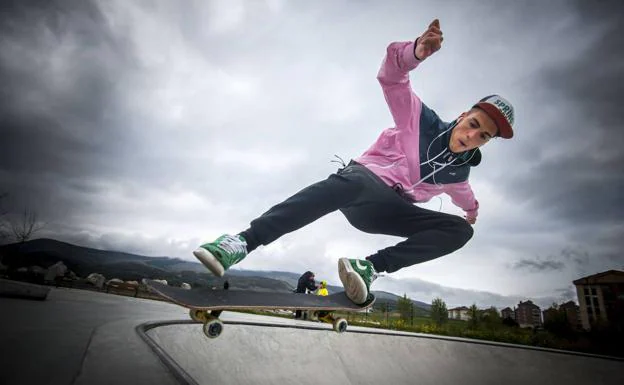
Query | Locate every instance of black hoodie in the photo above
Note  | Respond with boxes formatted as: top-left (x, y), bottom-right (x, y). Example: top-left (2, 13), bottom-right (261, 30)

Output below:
top-left (295, 271), bottom-right (318, 293)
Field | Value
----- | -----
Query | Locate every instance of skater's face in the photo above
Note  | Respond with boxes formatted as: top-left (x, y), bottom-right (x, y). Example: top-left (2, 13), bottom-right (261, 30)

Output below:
top-left (449, 108), bottom-right (498, 153)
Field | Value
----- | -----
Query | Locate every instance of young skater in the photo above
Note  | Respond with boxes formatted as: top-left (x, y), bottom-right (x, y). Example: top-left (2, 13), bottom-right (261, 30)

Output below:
top-left (193, 19), bottom-right (515, 304)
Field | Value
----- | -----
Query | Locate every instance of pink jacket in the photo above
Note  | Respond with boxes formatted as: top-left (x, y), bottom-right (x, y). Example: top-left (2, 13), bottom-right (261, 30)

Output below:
top-left (354, 41), bottom-right (479, 219)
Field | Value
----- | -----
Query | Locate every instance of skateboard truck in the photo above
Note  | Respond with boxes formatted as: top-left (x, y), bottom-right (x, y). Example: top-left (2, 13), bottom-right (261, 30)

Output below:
top-left (315, 312), bottom-right (348, 333)
top-left (189, 309), bottom-right (225, 338)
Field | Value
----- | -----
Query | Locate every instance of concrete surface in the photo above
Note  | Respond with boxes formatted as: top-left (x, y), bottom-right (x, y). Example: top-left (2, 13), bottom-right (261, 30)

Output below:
top-left (1, 283), bottom-right (622, 385)
top-left (0, 286), bottom-right (182, 385)
top-left (149, 323), bottom-right (624, 385)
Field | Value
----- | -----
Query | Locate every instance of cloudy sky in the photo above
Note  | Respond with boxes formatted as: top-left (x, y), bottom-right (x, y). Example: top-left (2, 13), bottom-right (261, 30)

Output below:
top-left (1, 0), bottom-right (623, 309)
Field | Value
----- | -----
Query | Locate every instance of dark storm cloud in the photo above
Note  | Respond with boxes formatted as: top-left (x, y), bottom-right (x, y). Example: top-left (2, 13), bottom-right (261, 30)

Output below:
top-left (554, 286), bottom-right (577, 302)
top-left (553, 0), bottom-right (624, 145)
top-left (501, 0), bottom-right (624, 227)
top-left (0, 0), bottom-right (140, 219)
top-left (513, 259), bottom-right (565, 273)
top-left (510, 247), bottom-right (621, 281)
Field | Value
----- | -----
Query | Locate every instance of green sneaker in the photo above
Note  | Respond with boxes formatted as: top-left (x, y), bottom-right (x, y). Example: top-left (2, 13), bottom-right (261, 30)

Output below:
top-left (193, 234), bottom-right (248, 277)
top-left (338, 257), bottom-right (378, 305)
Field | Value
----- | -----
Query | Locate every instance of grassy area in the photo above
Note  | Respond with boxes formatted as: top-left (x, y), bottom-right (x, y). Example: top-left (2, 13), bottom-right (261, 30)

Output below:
top-left (341, 312), bottom-right (623, 358)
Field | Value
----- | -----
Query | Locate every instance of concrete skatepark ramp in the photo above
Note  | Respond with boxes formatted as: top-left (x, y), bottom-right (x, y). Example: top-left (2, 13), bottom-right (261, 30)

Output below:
top-left (144, 321), bottom-right (624, 385)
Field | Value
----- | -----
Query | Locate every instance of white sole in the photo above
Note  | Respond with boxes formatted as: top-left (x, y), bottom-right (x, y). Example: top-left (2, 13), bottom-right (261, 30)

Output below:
top-left (338, 258), bottom-right (368, 304)
top-left (193, 248), bottom-right (225, 277)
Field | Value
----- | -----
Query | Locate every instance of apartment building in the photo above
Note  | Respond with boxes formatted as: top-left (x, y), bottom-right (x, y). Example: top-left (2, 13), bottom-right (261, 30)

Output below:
top-left (516, 300), bottom-right (542, 328)
top-left (573, 270), bottom-right (624, 331)
top-left (560, 300), bottom-right (582, 330)
top-left (501, 307), bottom-right (515, 320)
top-left (448, 306), bottom-right (471, 321)
top-left (542, 301), bottom-right (580, 330)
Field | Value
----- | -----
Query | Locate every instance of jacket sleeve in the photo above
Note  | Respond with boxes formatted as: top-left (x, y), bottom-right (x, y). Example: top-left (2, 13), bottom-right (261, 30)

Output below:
top-left (444, 181), bottom-right (479, 219)
top-left (377, 40), bottom-right (423, 131)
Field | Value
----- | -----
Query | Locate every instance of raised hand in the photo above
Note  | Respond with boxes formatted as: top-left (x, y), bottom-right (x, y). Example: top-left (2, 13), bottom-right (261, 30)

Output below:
top-left (414, 19), bottom-right (443, 60)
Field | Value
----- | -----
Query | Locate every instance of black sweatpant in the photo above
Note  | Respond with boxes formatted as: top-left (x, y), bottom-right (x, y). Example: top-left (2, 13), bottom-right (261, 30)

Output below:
top-left (239, 161), bottom-right (473, 273)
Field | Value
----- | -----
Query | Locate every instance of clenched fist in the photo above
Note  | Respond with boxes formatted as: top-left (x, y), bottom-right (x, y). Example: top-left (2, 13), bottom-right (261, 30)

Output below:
top-left (414, 19), bottom-right (443, 61)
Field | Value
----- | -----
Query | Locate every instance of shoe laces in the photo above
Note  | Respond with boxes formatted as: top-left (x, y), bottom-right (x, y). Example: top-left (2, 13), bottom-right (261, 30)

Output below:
top-left (219, 235), bottom-right (247, 255)
top-left (359, 259), bottom-right (381, 284)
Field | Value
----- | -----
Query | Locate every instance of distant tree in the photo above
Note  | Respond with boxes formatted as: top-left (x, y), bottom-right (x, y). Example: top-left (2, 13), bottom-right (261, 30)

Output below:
top-left (543, 303), bottom-right (572, 337)
top-left (468, 304), bottom-right (480, 329)
top-left (397, 293), bottom-right (412, 321)
top-left (10, 208), bottom-right (45, 243)
top-left (0, 195), bottom-right (45, 244)
top-left (430, 297), bottom-right (448, 326)
top-left (482, 306), bottom-right (502, 329)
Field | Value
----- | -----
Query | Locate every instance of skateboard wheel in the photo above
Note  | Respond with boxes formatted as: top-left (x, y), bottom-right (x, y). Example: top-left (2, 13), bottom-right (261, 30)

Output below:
top-left (333, 318), bottom-right (348, 333)
top-left (189, 309), bottom-right (207, 323)
top-left (203, 318), bottom-right (224, 338)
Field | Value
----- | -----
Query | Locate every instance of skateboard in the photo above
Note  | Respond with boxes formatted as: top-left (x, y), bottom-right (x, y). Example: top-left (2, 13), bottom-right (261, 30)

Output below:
top-left (143, 279), bottom-right (375, 338)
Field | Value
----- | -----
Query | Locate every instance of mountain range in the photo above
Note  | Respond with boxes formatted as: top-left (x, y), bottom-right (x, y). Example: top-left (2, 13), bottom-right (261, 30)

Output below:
top-left (0, 238), bottom-right (431, 313)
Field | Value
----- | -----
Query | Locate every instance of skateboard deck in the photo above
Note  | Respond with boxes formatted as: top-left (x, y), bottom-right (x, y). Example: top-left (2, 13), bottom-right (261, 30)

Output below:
top-left (144, 279), bottom-right (375, 338)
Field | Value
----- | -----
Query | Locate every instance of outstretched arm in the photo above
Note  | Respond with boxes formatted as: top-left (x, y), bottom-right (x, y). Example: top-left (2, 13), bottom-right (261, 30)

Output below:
top-left (377, 19), bottom-right (444, 130)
